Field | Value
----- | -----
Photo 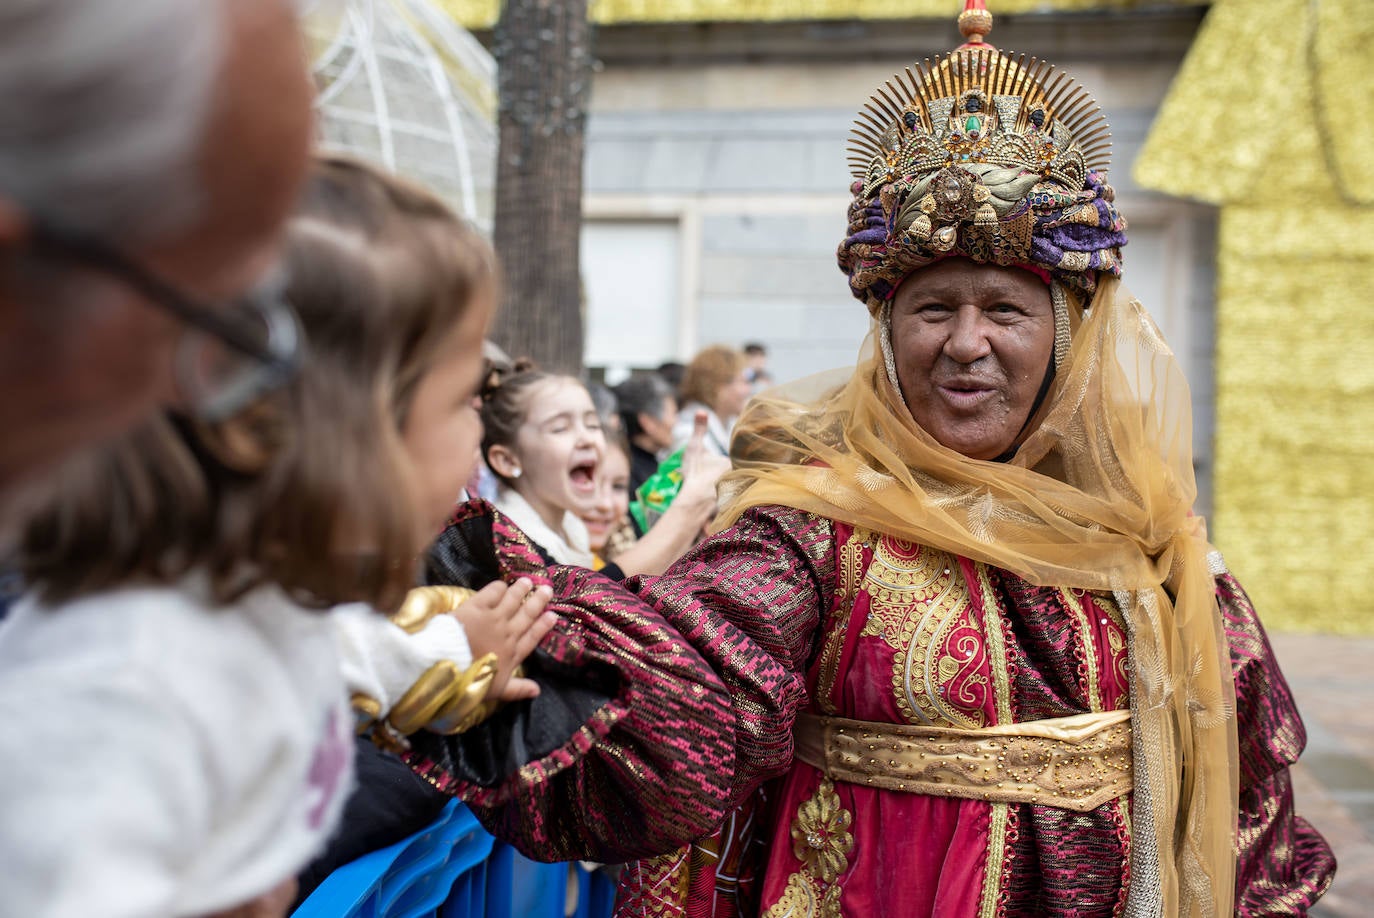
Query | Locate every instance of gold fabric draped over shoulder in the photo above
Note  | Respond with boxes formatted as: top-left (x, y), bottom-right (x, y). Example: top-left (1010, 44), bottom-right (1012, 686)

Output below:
top-left (718, 274), bottom-right (1240, 917)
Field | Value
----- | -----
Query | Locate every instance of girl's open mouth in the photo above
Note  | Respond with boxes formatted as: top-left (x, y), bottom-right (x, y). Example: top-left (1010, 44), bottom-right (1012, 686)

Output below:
top-left (569, 461), bottom-right (597, 493)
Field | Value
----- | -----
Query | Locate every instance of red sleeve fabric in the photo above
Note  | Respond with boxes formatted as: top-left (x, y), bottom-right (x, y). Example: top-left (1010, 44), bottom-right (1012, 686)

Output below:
top-left (1217, 569), bottom-right (1337, 914)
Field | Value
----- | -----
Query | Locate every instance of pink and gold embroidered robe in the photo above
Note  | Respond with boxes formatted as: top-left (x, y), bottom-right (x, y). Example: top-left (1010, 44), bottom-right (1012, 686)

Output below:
top-left (417, 503), bottom-right (1335, 917)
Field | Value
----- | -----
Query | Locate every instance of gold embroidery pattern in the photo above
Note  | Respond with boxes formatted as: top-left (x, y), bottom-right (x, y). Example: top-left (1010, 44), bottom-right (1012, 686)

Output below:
top-left (1112, 794), bottom-right (1134, 914)
top-left (1061, 588), bottom-right (1104, 711)
top-left (978, 802), bottom-right (1010, 918)
top-left (859, 536), bottom-right (985, 728)
top-left (793, 710), bottom-right (1133, 812)
top-left (790, 778), bottom-right (854, 883)
top-left (972, 563), bottom-right (1013, 916)
top-left (816, 528), bottom-right (869, 715)
top-left (763, 871), bottom-right (842, 918)
top-left (1097, 593), bottom-right (1131, 690)
top-left (765, 778), bottom-right (852, 918)
top-left (630, 849), bottom-right (690, 917)
top-left (1106, 624), bottom-right (1127, 683)
top-left (972, 564), bottom-right (1014, 726)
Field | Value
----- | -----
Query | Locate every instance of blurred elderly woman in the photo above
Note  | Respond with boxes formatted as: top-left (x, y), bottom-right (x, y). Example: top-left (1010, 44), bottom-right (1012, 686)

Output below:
top-left (671, 344), bottom-right (754, 456)
top-left (410, 6), bottom-right (1333, 916)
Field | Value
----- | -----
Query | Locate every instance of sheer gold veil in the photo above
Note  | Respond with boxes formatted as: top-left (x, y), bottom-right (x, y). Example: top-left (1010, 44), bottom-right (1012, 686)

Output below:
top-left (718, 276), bottom-right (1239, 917)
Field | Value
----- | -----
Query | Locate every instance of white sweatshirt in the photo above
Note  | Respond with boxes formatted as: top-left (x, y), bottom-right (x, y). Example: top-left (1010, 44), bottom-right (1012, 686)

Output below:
top-left (0, 579), bottom-right (357, 918)
top-left (0, 576), bottom-right (475, 918)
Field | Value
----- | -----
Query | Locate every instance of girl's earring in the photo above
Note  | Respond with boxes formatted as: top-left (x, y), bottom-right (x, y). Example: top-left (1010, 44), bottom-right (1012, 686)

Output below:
top-left (511, 467), bottom-right (522, 478)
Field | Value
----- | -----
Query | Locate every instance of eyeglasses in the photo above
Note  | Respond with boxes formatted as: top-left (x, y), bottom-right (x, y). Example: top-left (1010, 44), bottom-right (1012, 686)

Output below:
top-left (29, 221), bottom-right (303, 422)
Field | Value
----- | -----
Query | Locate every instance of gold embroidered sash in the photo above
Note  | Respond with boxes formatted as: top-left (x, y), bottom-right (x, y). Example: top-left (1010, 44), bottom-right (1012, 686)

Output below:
top-left (792, 709), bottom-right (1132, 812)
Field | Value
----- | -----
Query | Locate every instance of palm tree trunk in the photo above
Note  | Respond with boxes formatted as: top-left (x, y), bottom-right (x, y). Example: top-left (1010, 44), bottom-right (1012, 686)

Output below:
top-left (490, 0), bottom-right (592, 374)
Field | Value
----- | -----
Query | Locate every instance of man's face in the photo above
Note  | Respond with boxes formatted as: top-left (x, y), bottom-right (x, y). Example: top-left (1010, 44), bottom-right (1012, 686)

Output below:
top-left (889, 259), bottom-right (1054, 461)
top-left (0, 0), bottom-right (313, 499)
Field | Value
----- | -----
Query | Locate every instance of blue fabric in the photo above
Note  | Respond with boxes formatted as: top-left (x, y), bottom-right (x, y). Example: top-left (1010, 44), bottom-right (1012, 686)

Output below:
top-left (293, 800), bottom-right (616, 918)
top-left (0, 566), bottom-right (21, 622)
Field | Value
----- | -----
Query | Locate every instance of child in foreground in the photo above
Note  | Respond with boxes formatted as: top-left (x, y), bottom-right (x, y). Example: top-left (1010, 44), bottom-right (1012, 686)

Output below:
top-left (0, 156), bottom-right (551, 918)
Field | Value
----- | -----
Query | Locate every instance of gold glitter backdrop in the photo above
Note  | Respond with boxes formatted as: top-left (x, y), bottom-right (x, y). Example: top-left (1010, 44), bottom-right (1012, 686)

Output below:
top-left (1137, 0), bottom-right (1374, 633)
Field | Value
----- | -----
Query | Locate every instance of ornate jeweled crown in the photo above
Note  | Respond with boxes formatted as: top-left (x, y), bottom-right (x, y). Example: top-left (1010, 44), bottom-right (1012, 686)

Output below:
top-left (837, 0), bottom-right (1128, 309)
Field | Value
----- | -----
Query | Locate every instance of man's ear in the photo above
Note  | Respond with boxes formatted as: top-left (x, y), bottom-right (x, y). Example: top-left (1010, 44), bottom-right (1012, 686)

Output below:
top-left (484, 443), bottom-right (520, 480)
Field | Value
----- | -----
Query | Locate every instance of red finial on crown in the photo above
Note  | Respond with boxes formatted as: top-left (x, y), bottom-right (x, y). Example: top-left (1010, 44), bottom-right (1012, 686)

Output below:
top-left (957, 0), bottom-right (994, 48)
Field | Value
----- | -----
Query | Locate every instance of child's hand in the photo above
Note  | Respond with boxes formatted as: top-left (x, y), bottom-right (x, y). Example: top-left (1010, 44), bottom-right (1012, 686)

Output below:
top-left (677, 410), bottom-right (731, 526)
top-left (449, 578), bottom-right (555, 702)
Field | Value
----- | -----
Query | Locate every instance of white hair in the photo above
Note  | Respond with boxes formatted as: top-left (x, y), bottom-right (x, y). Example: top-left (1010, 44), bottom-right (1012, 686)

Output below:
top-left (0, 0), bottom-right (226, 243)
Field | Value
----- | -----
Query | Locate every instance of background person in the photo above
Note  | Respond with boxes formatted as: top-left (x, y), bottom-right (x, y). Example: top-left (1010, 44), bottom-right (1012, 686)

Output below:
top-left (613, 373), bottom-right (679, 496)
top-left (656, 360), bottom-right (686, 398)
top-left (581, 434), bottom-right (635, 568)
top-left (670, 344), bottom-right (752, 456)
top-left (742, 341), bottom-right (773, 392)
top-left (0, 0), bottom-right (314, 528)
top-left (480, 369), bottom-right (607, 567)
top-left (587, 382), bottom-right (623, 438)
top-left (580, 415), bottom-right (730, 579)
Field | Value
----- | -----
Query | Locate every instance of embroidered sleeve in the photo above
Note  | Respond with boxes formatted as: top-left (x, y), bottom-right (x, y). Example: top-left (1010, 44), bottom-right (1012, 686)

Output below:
top-left (405, 502), bottom-right (833, 863)
top-left (625, 506), bottom-right (835, 801)
top-left (1218, 569), bottom-right (1337, 914)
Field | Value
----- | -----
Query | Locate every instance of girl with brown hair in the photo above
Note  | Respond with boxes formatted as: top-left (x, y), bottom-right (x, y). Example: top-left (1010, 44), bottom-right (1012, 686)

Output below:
top-left (481, 368), bottom-right (728, 578)
top-left (0, 156), bottom-right (553, 918)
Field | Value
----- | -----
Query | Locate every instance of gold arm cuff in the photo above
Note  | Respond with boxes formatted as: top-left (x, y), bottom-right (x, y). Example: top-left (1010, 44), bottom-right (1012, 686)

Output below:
top-left (350, 692), bottom-right (382, 735)
top-left (426, 653), bottom-right (501, 735)
top-left (793, 709), bottom-right (1132, 812)
top-left (374, 652), bottom-right (502, 755)
top-left (391, 585), bottom-right (478, 634)
top-left (386, 660), bottom-right (464, 736)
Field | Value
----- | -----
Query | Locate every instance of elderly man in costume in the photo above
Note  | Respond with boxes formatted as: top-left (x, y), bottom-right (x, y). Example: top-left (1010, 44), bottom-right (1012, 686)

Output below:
top-left (397, 3), bottom-right (1333, 915)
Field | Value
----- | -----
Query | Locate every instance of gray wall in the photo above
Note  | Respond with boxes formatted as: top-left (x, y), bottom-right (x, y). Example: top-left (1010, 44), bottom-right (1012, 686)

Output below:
top-left (576, 9), bottom-right (1219, 502)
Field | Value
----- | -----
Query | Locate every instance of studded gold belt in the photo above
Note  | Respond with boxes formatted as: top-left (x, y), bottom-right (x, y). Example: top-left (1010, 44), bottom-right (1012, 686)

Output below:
top-left (792, 709), bottom-right (1132, 812)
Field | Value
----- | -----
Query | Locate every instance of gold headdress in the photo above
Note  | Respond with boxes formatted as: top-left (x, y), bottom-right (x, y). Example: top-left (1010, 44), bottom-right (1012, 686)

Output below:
top-left (838, 0), bottom-right (1127, 308)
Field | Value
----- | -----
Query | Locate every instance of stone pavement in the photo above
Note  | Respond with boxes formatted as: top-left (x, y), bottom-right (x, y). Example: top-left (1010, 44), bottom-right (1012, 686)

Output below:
top-left (1269, 632), bottom-right (1374, 917)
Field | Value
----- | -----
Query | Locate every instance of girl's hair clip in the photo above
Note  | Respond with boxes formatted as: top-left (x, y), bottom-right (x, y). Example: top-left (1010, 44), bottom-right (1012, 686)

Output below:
top-left (479, 355), bottom-right (539, 403)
